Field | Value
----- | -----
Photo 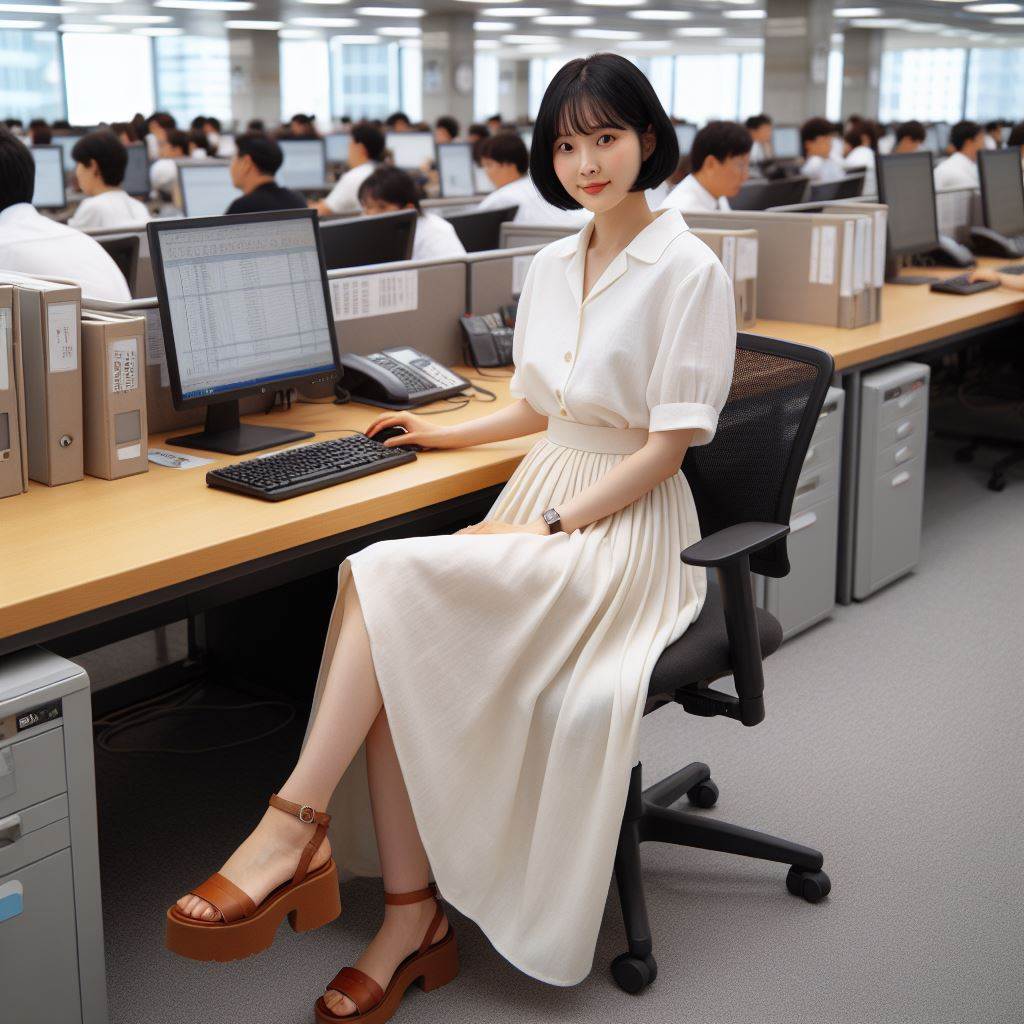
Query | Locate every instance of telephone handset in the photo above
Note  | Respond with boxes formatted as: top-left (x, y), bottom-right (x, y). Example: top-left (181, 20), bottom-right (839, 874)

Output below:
top-left (460, 300), bottom-right (518, 369)
top-left (336, 348), bottom-right (471, 410)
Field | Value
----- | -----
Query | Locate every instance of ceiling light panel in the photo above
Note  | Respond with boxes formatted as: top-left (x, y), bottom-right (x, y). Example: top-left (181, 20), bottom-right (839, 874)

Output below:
top-left (628, 9), bottom-right (693, 19)
top-left (354, 6), bottom-right (424, 15)
top-left (535, 14), bottom-right (592, 23)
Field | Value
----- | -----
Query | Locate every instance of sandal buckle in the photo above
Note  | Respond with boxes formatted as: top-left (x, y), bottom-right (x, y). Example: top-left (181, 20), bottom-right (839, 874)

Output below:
top-left (298, 804), bottom-right (316, 824)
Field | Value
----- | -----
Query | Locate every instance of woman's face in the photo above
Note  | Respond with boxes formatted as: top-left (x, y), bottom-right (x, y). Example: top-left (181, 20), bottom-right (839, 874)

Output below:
top-left (552, 117), bottom-right (654, 214)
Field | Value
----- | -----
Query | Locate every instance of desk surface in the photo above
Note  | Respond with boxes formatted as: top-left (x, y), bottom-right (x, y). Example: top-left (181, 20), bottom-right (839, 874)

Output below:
top-left (0, 372), bottom-right (534, 641)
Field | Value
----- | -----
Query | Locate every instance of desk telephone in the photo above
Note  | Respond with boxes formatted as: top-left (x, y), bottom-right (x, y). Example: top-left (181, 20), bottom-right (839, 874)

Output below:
top-left (460, 301), bottom-right (518, 369)
top-left (337, 348), bottom-right (470, 410)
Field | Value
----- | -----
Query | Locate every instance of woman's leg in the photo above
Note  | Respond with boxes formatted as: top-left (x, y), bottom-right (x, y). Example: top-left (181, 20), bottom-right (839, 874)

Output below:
top-left (177, 577), bottom-right (384, 921)
top-left (322, 707), bottom-right (450, 1017)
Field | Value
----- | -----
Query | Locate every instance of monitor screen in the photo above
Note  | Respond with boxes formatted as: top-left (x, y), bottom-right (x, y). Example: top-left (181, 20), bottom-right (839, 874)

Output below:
top-left (30, 146), bottom-right (66, 208)
top-left (923, 125), bottom-right (941, 154)
top-left (674, 124), bottom-right (696, 154)
top-left (772, 125), bottom-right (801, 160)
top-left (437, 142), bottom-right (475, 198)
top-left (473, 164), bottom-right (493, 194)
top-left (151, 212), bottom-right (337, 402)
top-left (876, 151), bottom-right (939, 257)
top-left (179, 163), bottom-right (242, 218)
top-left (122, 143), bottom-right (150, 197)
top-left (52, 133), bottom-right (83, 168)
top-left (278, 139), bottom-right (327, 189)
top-left (319, 209), bottom-right (416, 270)
top-left (325, 132), bottom-right (348, 162)
top-left (386, 131), bottom-right (434, 168)
top-left (933, 122), bottom-right (951, 152)
top-left (979, 147), bottom-right (1024, 238)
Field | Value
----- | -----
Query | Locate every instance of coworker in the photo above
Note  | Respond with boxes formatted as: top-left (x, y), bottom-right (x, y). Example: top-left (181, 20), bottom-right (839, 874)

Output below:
top-left (202, 116), bottom-right (233, 157)
top-left (893, 120), bottom-right (926, 154)
top-left (110, 121), bottom-right (139, 145)
top-left (313, 121), bottom-right (383, 217)
top-left (933, 120), bottom-right (984, 191)
top-left (485, 113), bottom-right (503, 135)
top-left (434, 116), bottom-right (459, 145)
top-left (226, 132), bottom-right (307, 215)
top-left (476, 131), bottom-right (590, 226)
top-left (357, 165), bottom-right (466, 261)
top-left (28, 120), bottom-right (51, 146)
top-left (288, 113), bottom-right (321, 139)
top-left (166, 53), bottom-right (735, 1021)
top-left (67, 130), bottom-right (151, 229)
top-left (149, 128), bottom-right (188, 195)
top-left (842, 120), bottom-right (878, 194)
top-left (468, 122), bottom-right (490, 148)
top-left (385, 111), bottom-right (412, 132)
top-left (145, 111), bottom-right (176, 161)
top-left (746, 112), bottom-right (773, 162)
top-left (984, 121), bottom-right (1003, 150)
top-left (800, 117), bottom-right (845, 183)
top-left (0, 127), bottom-right (130, 301)
top-left (187, 128), bottom-right (213, 158)
top-left (660, 120), bottom-right (751, 212)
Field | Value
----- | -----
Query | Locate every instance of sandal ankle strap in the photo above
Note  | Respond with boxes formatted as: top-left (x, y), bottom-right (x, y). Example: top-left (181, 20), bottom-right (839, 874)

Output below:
top-left (383, 881), bottom-right (438, 906)
top-left (268, 793), bottom-right (331, 886)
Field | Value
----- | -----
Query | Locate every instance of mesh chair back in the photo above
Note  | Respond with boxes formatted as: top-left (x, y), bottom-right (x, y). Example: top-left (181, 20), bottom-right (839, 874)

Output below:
top-left (682, 333), bottom-right (835, 578)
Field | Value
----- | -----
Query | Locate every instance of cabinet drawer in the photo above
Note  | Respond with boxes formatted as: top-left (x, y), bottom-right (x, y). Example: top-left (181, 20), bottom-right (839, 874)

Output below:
top-left (801, 433), bottom-right (837, 475)
top-left (793, 458), bottom-right (837, 513)
top-left (879, 381), bottom-right (926, 425)
top-left (875, 437), bottom-right (919, 475)
top-left (0, 725), bottom-right (67, 821)
top-left (878, 415), bottom-right (919, 450)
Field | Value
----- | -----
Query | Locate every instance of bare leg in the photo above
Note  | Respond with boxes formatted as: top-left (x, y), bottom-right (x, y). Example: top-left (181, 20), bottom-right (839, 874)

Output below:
top-left (322, 708), bottom-right (450, 1017)
top-left (177, 578), bottom-right (384, 921)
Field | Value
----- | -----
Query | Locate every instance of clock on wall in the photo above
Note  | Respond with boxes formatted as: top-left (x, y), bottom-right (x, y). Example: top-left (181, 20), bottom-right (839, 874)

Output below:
top-left (454, 60), bottom-right (474, 96)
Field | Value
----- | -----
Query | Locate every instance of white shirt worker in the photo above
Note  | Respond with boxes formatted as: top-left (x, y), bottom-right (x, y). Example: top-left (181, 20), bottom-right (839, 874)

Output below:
top-left (411, 212), bottom-right (466, 262)
top-left (323, 161), bottom-right (377, 216)
top-left (801, 154), bottom-right (846, 184)
top-left (933, 151), bottom-right (980, 191)
top-left (476, 174), bottom-right (591, 228)
top-left (68, 189), bottom-right (151, 230)
top-left (659, 173), bottom-right (731, 213)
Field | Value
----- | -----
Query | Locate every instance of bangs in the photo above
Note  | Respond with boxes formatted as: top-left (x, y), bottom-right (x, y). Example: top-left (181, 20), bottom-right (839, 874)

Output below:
top-left (553, 85), bottom-right (630, 140)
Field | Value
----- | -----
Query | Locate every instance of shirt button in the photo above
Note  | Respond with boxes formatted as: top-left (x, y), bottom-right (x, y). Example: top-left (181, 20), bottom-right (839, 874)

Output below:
top-left (564, 352), bottom-right (572, 362)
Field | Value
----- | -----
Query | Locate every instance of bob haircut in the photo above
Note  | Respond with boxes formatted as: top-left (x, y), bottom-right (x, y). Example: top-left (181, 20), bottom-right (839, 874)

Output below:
top-left (529, 52), bottom-right (678, 211)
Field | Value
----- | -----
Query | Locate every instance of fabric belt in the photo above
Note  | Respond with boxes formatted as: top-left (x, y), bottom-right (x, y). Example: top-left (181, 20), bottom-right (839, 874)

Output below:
top-left (545, 417), bottom-right (649, 455)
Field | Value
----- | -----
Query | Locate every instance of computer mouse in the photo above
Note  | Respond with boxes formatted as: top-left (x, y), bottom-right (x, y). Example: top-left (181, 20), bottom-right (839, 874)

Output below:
top-left (368, 425), bottom-right (425, 452)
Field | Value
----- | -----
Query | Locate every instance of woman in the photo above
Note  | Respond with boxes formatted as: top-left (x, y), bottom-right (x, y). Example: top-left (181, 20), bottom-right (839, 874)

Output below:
top-left (357, 165), bottom-right (466, 262)
top-left (167, 52), bottom-right (736, 1021)
top-left (842, 119), bottom-right (879, 195)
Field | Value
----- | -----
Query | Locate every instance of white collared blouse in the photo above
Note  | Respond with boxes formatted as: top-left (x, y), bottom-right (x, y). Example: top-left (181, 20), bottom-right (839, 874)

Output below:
top-left (508, 206), bottom-right (736, 447)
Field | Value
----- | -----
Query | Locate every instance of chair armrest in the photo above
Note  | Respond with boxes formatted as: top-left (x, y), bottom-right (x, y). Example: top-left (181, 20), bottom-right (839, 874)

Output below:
top-left (680, 522), bottom-right (790, 568)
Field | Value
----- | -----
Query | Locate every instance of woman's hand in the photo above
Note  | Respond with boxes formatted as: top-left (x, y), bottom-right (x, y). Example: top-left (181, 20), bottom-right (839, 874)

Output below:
top-left (455, 519), bottom-right (550, 536)
top-left (364, 412), bottom-right (457, 450)
top-left (968, 267), bottom-right (1000, 284)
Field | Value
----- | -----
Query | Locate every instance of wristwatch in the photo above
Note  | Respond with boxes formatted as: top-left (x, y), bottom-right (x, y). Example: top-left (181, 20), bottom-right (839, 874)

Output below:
top-left (541, 507), bottom-right (563, 533)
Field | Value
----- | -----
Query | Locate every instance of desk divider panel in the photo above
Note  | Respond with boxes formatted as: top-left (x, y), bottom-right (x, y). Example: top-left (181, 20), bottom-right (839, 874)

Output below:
top-left (464, 245), bottom-right (545, 313)
top-left (499, 222), bottom-right (577, 248)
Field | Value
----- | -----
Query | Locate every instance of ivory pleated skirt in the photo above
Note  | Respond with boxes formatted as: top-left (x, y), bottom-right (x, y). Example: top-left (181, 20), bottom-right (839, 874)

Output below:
top-left (299, 417), bottom-right (707, 986)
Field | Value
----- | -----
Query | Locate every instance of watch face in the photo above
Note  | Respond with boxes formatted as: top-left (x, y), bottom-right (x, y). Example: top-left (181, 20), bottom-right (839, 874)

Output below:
top-left (543, 509), bottom-right (559, 525)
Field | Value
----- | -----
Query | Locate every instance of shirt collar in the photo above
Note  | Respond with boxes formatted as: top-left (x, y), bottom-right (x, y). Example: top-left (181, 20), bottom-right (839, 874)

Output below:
top-left (556, 206), bottom-right (689, 266)
top-left (0, 202), bottom-right (39, 223)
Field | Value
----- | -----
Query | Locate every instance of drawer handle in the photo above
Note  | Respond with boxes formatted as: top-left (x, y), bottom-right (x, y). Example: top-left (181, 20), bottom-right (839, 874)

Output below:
top-left (802, 445), bottom-right (816, 464)
top-left (891, 470), bottom-right (911, 487)
top-left (790, 511), bottom-right (818, 534)
top-left (895, 445), bottom-right (913, 464)
top-left (796, 475), bottom-right (820, 497)
top-left (0, 813), bottom-right (21, 847)
top-left (896, 420), bottom-right (913, 439)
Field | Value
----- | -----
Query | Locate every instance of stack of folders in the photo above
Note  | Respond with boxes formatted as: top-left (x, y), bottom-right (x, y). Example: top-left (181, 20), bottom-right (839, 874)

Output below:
top-left (690, 227), bottom-right (759, 328)
top-left (0, 285), bottom-right (29, 499)
top-left (683, 209), bottom-right (888, 329)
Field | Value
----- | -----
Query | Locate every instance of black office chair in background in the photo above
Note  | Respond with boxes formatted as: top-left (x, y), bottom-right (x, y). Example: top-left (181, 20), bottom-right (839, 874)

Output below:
top-left (444, 205), bottom-right (518, 252)
top-left (97, 234), bottom-right (140, 296)
top-left (610, 333), bottom-right (835, 994)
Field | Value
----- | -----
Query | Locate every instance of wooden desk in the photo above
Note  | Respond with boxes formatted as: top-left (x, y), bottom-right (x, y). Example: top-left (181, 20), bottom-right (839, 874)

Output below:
top-left (0, 371), bottom-right (536, 650)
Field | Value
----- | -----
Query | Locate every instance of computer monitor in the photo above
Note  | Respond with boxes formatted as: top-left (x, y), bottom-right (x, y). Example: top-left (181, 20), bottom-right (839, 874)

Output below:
top-left (876, 151), bottom-right (940, 281)
top-left (978, 147), bottom-right (1024, 238)
top-left (278, 138), bottom-right (327, 190)
top-left (735, 175), bottom-right (810, 210)
top-left (437, 142), bottom-right (475, 198)
top-left (809, 172), bottom-right (865, 202)
top-left (30, 145), bottom-right (66, 209)
top-left (122, 142), bottom-right (151, 198)
top-left (51, 132), bottom-right (84, 170)
top-left (325, 132), bottom-right (348, 163)
top-left (97, 234), bottom-right (139, 294)
top-left (318, 209), bottom-right (417, 270)
top-left (445, 206), bottom-right (518, 252)
top-left (771, 125), bottom-right (801, 160)
top-left (674, 124), bottom-right (697, 154)
top-left (147, 209), bottom-right (340, 454)
top-left (473, 164), bottom-right (494, 194)
top-left (386, 131), bottom-right (434, 169)
top-left (933, 121), bottom-right (951, 152)
top-left (179, 163), bottom-right (243, 217)
top-left (923, 124), bottom-right (941, 154)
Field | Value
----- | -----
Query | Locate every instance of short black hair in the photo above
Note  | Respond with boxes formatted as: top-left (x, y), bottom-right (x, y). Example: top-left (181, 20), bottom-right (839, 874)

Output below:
top-left (351, 121), bottom-right (386, 161)
top-left (1008, 122), bottom-right (1024, 148)
top-left (148, 111), bottom-right (176, 132)
top-left (111, 120), bottom-right (139, 143)
top-left (358, 164), bottom-right (422, 213)
top-left (188, 128), bottom-right (214, 156)
top-left (950, 120), bottom-right (982, 151)
top-left (0, 126), bottom-right (35, 212)
top-left (985, 120), bottom-right (1002, 133)
top-left (801, 116), bottom-right (836, 147)
top-left (30, 124), bottom-right (52, 146)
top-left (468, 122), bottom-right (489, 140)
top-left (165, 129), bottom-right (189, 154)
top-left (691, 120), bottom-right (752, 172)
top-left (745, 114), bottom-right (772, 131)
top-left (71, 129), bottom-right (128, 186)
top-left (436, 116), bottom-right (459, 139)
top-left (190, 115), bottom-right (206, 131)
top-left (896, 119), bottom-right (925, 144)
top-left (479, 131), bottom-right (529, 174)
top-left (235, 131), bottom-right (283, 175)
top-left (386, 111), bottom-right (410, 127)
top-left (530, 52), bottom-right (678, 210)
top-left (203, 116), bottom-right (221, 133)
top-left (290, 113), bottom-right (314, 126)
top-left (247, 118), bottom-right (266, 132)
top-left (3, 118), bottom-right (23, 128)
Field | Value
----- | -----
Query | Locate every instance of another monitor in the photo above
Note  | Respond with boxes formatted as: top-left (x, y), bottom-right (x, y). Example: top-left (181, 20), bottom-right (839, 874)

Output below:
top-left (51, 132), bottom-right (84, 169)
top-left (386, 131), bottom-right (434, 169)
top-left (30, 145), bottom-right (66, 209)
top-left (771, 125), bottom-right (801, 160)
top-left (923, 124), bottom-right (941, 154)
top-left (933, 121), bottom-right (951, 152)
top-left (325, 132), bottom-right (348, 163)
top-left (147, 209), bottom-right (339, 454)
top-left (318, 209), bottom-right (417, 270)
top-left (97, 234), bottom-right (140, 294)
top-left (445, 206), bottom-right (518, 252)
top-left (674, 124), bottom-right (697, 154)
top-left (876, 151), bottom-right (940, 281)
top-left (735, 175), bottom-right (810, 210)
top-left (437, 142), bottom-right (475, 198)
top-left (179, 163), bottom-right (242, 217)
top-left (122, 142), bottom-right (151, 198)
top-left (978, 147), bottom-right (1024, 238)
top-left (473, 164), bottom-right (494, 193)
top-left (278, 138), bottom-right (327, 190)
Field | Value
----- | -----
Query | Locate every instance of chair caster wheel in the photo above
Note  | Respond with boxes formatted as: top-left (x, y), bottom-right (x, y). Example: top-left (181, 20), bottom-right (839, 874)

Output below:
top-left (611, 952), bottom-right (657, 993)
top-left (686, 778), bottom-right (719, 809)
top-left (786, 866), bottom-right (831, 903)
top-left (988, 475), bottom-right (1006, 492)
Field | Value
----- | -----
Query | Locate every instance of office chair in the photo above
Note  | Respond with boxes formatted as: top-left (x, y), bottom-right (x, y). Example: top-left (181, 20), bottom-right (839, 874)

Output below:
top-left (611, 332), bottom-right (834, 994)
top-left (97, 234), bottom-right (140, 296)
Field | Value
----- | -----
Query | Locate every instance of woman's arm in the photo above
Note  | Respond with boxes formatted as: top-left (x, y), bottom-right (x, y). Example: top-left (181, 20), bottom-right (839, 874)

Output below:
top-left (969, 266), bottom-right (1024, 291)
top-left (442, 397), bottom-right (548, 448)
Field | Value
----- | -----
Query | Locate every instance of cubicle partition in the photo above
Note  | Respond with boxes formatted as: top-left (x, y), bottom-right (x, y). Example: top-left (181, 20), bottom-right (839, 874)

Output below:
top-left (499, 222), bottom-right (576, 249)
top-left (464, 245), bottom-right (544, 314)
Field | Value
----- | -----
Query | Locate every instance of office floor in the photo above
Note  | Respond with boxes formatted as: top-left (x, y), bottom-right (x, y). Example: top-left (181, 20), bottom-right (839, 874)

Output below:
top-left (84, 437), bottom-right (1024, 1024)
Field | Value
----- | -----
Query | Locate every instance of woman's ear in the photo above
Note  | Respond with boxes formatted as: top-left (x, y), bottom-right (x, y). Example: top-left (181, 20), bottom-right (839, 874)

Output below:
top-left (640, 124), bottom-right (656, 162)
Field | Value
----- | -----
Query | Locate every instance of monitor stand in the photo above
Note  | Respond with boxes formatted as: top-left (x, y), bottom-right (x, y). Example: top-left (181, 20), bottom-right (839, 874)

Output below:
top-left (167, 398), bottom-right (314, 455)
top-left (885, 254), bottom-right (939, 286)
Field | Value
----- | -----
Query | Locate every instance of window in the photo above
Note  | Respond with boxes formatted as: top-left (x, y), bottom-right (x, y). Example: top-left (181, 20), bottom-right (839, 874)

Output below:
top-left (674, 55), bottom-right (740, 123)
top-left (474, 53), bottom-right (499, 122)
top-left (0, 29), bottom-right (64, 123)
top-left (825, 46), bottom-right (843, 123)
top-left (62, 32), bottom-right (154, 125)
top-left (280, 38), bottom-right (331, 126)
top-left (965, 48), bottom-right (1024, 122)
top-left (879, 48), bottom-right (966, 123)
top-left (738, 51), bottom-right (764, 121)
top-left (330, 40), bottom-right (399, 121)
top-left (155, 35), bottom-right (230, 126)
top-left (399, 41), bottom-right (421, 123)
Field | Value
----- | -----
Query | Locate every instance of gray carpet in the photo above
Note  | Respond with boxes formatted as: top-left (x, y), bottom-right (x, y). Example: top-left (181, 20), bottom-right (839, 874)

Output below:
top-left (86, 437), bottom-right (1024, 1024)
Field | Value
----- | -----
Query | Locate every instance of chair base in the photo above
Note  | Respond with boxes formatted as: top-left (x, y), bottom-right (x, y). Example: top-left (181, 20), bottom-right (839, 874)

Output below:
top-left (611, 760), bottom-right (831, 994)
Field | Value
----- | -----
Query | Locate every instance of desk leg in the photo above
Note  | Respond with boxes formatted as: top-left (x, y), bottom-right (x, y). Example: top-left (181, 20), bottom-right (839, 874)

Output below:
top-left (836, 370), bottom-right (860, 606)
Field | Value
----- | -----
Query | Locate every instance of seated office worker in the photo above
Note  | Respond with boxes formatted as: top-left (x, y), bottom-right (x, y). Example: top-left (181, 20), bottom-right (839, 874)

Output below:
top-left (0, 127), bottom-right (130, 301)
top-left (476, 130), bottom-right (591, 226)
top-left (893, 120), bottom-right (926, 154)
top-left (660, 120), bottom-right (751, 212)
top-left (313, 121), bottom-right (384, 217)
top-left (933, 120), bottom-right (984, 191)
top-left (226, 132), bottom-right (307, 215)
top-left (358, 165), bottom-right (466, 261)
top-left (164, 52), bottom-right (736, 1023)
top-left (150, 128), bottom-right (189, 196)
top-left (746, 113), bottom-right (773, 162)
top-left (841, 120), bottom-right (878, 194)
top-left (67, 130), bottom-right (151, 229)
top-left (800, 117), bottom-right (845, 183)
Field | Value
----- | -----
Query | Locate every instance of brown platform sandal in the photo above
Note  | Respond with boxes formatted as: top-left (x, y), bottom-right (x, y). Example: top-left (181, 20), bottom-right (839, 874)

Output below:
top-left (165, 793), bottom-right (341, 963)
top-left (314, 881), bottom-right (459, 1023)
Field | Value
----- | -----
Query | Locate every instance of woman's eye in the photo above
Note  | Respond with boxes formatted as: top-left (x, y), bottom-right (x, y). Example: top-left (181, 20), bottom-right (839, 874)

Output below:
top-left (556, 142), bottom-right (572, 153)
top-left (598, 134), bottom-right (614, 145)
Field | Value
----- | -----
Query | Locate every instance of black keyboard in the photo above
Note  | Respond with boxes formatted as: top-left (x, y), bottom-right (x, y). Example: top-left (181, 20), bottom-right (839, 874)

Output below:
top-left (206, 434), bottom-right (416, 501)
top-left (996, 264), bottom-right (1024, 274)
top-left (929, 274), bottom-right (1000, 295)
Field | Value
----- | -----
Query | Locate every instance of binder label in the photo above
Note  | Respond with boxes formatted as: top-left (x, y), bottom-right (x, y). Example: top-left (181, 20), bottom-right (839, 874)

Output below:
top-left (109, 337), bottom-right (139, 393)
top-left (808, 225), bottom-right (836, 286)
top-left (0, 307), bottom-right (9, 391)
top-left (48, 301), bottom-right (78, 372)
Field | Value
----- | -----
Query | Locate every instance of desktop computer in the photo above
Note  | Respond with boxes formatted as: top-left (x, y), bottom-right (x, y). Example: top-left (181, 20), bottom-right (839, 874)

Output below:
top-left (970, 147), bottom-right (1024, 258)
top-left (179, 163), bottom-right (243, 218)
top-left (771, 125), bottom-right (801, 160)
top-left (51, 132), bottom-right (83, 173)
top-left (29, 145), bottom-right (66, 209)
top-left (437, 142), bottom-right (476, 198)
top-left (674, 123), bottom-right (696, 155)
top-left (325, 132), bottom-right (348, 164)
top-left (386, 131), bottom-right (435, 169)
top-left (122, 143), bottom-right (151, 198)
top-left (735, 176), bottom-right (810, 210)
top-left (278, 139), bottom-right (327, 190)
top-left (318, 209), bottom-right (417, 270)
top-left (923, 124), bottom-right (942, 155)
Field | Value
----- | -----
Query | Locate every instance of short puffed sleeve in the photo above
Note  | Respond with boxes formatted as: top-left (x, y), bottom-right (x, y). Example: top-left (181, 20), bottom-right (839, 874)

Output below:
top-left (507, 252), bottom-right (540, 400)
top-left (645, 258), bottom-right (737, 446)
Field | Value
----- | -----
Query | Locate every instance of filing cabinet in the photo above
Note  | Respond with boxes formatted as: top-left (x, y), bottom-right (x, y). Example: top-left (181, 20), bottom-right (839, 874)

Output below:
top-left (853, 362), bottom-right (930, 600)
top-left (0, 647), bottom-right (107, 1024)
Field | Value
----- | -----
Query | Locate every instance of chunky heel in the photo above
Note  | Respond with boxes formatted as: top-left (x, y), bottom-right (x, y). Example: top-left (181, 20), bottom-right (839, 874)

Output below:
top-left (289, 861), bottom-right (342, 933)
top-left (415, 938), bottom-right (459, 992)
